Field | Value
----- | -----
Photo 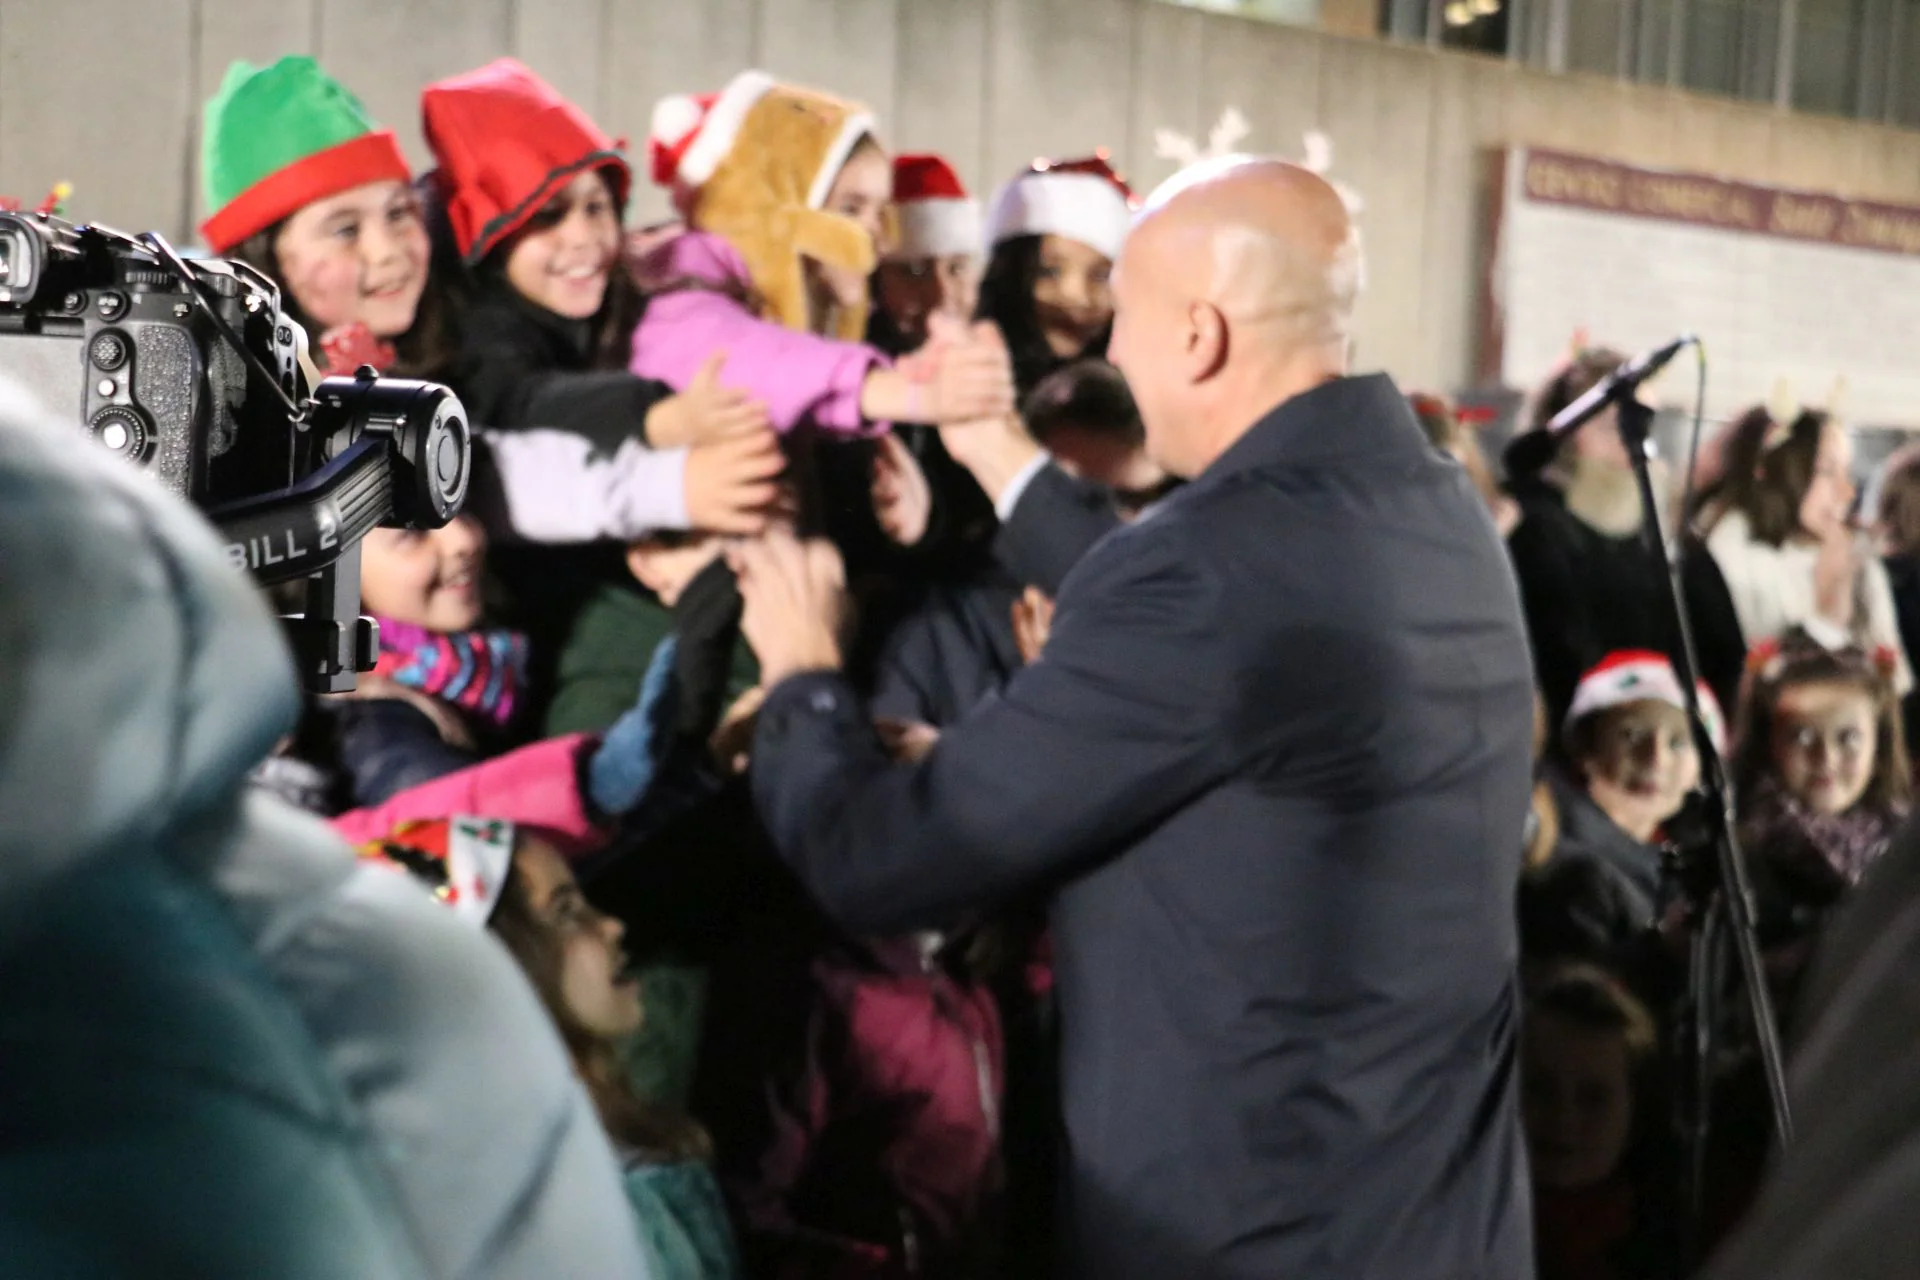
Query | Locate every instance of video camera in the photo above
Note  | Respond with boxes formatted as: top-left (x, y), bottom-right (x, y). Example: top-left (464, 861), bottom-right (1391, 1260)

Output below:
top-left (0, 211), bottom-right (470, 693)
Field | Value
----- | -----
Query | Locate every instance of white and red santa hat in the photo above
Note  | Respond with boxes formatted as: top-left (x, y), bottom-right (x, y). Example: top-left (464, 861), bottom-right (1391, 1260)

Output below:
top-left (985, 152), bottom-right (1135, 262)
top-left (357, 815), bottom-right (515, 927)
top-left (647, 69), bottom-right (875, 211)
top-left (888, 153), bottom-right (981, 261)
top-left (1566, 650), bottom-right (1726, 756)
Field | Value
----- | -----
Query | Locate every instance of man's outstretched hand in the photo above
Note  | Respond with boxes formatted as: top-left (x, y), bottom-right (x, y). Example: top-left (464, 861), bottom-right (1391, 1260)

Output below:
top-left (726, 528), bottom-right (848, 688)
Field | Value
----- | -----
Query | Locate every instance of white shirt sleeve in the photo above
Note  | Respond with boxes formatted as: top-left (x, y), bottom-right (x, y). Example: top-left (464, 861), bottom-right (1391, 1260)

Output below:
top-left (994, 453), bottom-right (1054, 524)
top-left (476, 428), bottom-right (690, 543)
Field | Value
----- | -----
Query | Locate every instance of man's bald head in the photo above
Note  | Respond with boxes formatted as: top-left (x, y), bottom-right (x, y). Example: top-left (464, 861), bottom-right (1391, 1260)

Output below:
top-left (1109, 157), bottom-right (1363, 477)
top-left (1135, 157), bottom-right (1360, 345)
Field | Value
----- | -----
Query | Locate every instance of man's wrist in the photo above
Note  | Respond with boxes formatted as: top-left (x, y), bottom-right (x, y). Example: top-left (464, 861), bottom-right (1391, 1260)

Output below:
top-left (944, 418), bottom-right (1043, 505)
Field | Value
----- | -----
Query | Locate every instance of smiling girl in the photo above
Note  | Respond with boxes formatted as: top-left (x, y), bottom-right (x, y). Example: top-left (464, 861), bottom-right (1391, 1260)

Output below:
top-left (1732, 630), bottom-right (1911, 985)
top-left (361, 818), bottom-right (740, 1279)
top-left (976, 154), bottom-right (1134, 400)
top-left (423, 59), bottom-right (780, 536)
top-left (201, 56), bottom-right (455, 377)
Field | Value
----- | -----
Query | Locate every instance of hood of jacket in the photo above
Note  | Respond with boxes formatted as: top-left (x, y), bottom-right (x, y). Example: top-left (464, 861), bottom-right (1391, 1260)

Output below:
top-left (0, 373), bottom-right (298, 936)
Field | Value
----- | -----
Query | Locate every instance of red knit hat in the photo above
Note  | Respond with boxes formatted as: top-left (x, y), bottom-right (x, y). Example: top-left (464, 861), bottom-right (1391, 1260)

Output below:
top-left (421, 58), bottom-right (630, 264)
top-left (985, 151), bottom-right (1136, 261)
top-left (888, 154), bottom-right (981, 261)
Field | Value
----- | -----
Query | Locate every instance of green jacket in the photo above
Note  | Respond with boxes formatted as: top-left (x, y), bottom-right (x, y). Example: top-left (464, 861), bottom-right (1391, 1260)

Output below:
top-left (545, 580), bottom-right (758, 737)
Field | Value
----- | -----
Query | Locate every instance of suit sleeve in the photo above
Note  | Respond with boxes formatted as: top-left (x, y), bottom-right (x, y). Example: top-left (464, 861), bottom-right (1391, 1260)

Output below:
top-left (992, 462), bottom-right (1122, 596)
top-left (750, 522), bottom-right (1234, 934)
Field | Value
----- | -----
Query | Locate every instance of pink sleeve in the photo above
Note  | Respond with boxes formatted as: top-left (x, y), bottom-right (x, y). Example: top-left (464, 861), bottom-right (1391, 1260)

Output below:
top-left (329, 733), bottom-right (609, 860)
top-left (631, 289), bottom-right (890, 438)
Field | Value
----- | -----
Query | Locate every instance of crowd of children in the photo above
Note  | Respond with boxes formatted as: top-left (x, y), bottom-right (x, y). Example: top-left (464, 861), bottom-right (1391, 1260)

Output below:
top-left (86, 44), bottom-right (1912, 1279)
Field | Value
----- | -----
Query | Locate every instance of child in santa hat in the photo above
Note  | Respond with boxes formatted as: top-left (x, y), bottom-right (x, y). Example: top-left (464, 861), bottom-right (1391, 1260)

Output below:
top-left (360, 817), bottom-right (741, 1279)
top-left (867, 153), bottom-right (984, 358)
top-left (976, 153), bottom-right (1135, 399)
top-left (1518, 650), bottom-right (1722, 978)
top-left (639, 70), bottom-right (1011, 437)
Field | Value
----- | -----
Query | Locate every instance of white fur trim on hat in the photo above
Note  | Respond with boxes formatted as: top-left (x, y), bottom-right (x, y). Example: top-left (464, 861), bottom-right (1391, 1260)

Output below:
top-left (650, 95), bottom-right (704, 150)
top-left (674, 70), bottom-right (775, 191)
top-left (1565, 651), bottom-right (1725, 756)
top-left (889, 196), bottom-right (983, 260)
top-left (986, 171), bottom-right (1132, 261)
top-left (446, 816), bottom-right (514, 927)
top-left (805, 110), bottom-right (878, 211)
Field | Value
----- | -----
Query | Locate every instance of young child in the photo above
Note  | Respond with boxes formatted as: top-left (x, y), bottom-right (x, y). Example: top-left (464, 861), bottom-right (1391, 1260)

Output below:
top-left (868, 153), bottom-right (984, 358)
top-left (1522, 965), bottom-right (1675, 1280)
top-left (358, 817), bottom-right (740, 1280)
top-left (1519, 651), bottom-right (1722, 972)
top-left (639, 70), bottom-right (1011, 433)
top-left (976, 153), bottom-right (1134, 399)
top-left (200, 55), bottom-right (449, 378)
top-left (200, 56), bottom-right (750, 546)
top-left (421, 59), bottom-right (780, 539)
top-left (1705, 407), bottom-right (1912, 693)
top-left (1732, 629), bottom-right (1911, 987)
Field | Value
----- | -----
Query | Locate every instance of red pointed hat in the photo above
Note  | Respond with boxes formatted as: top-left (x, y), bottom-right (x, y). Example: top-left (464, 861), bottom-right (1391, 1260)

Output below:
top-left (888, 154), bottom-right (981, 261)
top-left (985, 151), bottom-right (1136, 260)
top-left (422, 58), bottom-right (630, 264)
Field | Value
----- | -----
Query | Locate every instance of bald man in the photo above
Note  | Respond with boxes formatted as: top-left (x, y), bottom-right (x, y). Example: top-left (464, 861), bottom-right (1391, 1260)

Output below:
top-left (731, 159), bottom-right (1535, 1279)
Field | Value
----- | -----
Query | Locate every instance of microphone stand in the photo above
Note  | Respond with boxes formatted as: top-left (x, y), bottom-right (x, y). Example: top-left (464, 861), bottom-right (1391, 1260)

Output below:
top-left (1610, 395), bottom-right (1793, 1272)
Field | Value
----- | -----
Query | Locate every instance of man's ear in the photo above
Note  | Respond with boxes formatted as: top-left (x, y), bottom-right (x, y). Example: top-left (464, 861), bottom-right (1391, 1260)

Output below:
top-left (1187, 300), bottom-right (1229, 382)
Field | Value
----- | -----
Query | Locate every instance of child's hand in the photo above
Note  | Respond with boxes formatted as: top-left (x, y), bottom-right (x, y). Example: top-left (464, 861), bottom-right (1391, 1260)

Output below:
top-left (647, 353), bottom-right (771, 448)
top-left (1011, 586), bottom-right (1055, 665)
top-left (874, 717), bottom-right (941, 764)
top-left (317, 322), bottom-right (397, 375)
top-left (683, 429), bottom-right (785, 535)
top-left (871, 432), bottom-right (932, 547)
top-left (922, 321), bottom-right (1015, 423)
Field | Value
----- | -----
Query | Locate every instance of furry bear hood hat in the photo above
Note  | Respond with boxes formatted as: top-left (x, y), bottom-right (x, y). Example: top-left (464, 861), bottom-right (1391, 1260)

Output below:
top-left (649, 70), bottom-right (880, 340)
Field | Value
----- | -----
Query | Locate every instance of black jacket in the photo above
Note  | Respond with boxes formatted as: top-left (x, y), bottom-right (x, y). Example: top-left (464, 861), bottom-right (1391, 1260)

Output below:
top-left (452, 277), bottom-right (673, 451)
top-left (747, 375), bottom-right (1536, 1279)
top-left (1507, 480), bottom-right (1747, 729)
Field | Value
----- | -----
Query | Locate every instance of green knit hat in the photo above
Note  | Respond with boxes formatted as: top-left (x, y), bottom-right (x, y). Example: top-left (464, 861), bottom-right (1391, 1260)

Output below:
top-left (199, 56), bottom-right (411, 253)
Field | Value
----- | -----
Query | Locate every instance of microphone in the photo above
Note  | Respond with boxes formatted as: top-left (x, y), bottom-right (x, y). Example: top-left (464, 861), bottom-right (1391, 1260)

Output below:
top-left (1502, 335), bottom-right (1698, 478)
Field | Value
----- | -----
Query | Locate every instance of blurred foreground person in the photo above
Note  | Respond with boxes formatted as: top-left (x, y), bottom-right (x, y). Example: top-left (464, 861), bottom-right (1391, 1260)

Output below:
top-left (0, 375), bottom-right (649, 1278)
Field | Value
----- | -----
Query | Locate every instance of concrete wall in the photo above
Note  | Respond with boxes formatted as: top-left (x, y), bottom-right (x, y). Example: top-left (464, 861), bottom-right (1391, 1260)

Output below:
top-left (6, 0), bottom-right (1920, 392)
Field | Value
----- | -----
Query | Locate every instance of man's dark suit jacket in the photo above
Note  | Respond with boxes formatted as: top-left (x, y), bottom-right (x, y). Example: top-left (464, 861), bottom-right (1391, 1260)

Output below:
top-left (750, 375), bottom-right (1537, 1279)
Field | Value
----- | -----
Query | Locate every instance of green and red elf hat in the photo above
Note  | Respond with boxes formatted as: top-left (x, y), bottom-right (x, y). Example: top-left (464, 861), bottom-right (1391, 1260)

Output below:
top-left (199, 56), bottom-right (412, 255)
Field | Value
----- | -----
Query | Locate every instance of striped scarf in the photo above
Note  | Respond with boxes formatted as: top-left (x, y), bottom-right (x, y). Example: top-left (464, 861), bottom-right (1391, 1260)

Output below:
top-left (371, 617), bottom-right (529, 731)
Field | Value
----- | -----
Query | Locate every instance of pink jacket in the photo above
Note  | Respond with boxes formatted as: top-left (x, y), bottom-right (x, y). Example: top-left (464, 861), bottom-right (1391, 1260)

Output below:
top-left (630, 231), bottom-right (888, 438)
top-left (331, 733), bottom-right (607, 859)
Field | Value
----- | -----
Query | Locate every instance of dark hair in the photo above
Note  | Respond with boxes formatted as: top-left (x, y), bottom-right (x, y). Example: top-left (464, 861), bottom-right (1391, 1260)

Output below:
top-left (1527, 964), bottom-right (1659, 1066)
top-left (1877, 443), bottom-right (1920, 559)
top-left (489, 852), bottom-right (712, 1163)
top-left (1730, 627), bottom-right (1911, 814)
top-left (1531, 347), bottom-right (1628, 432)
top-left (976, 234), bottom-right (1111, 399)
top-left (1690, 405), bottom-right (1779, 526)
top-left (477, 166), bottom-right (651, 371)
top-left (231, 178), bottom-right (464, 382)
top-left (1724, 408), bottom-right (1834, 547)
top-left (1022, 359), bottom-right (1142, 451)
